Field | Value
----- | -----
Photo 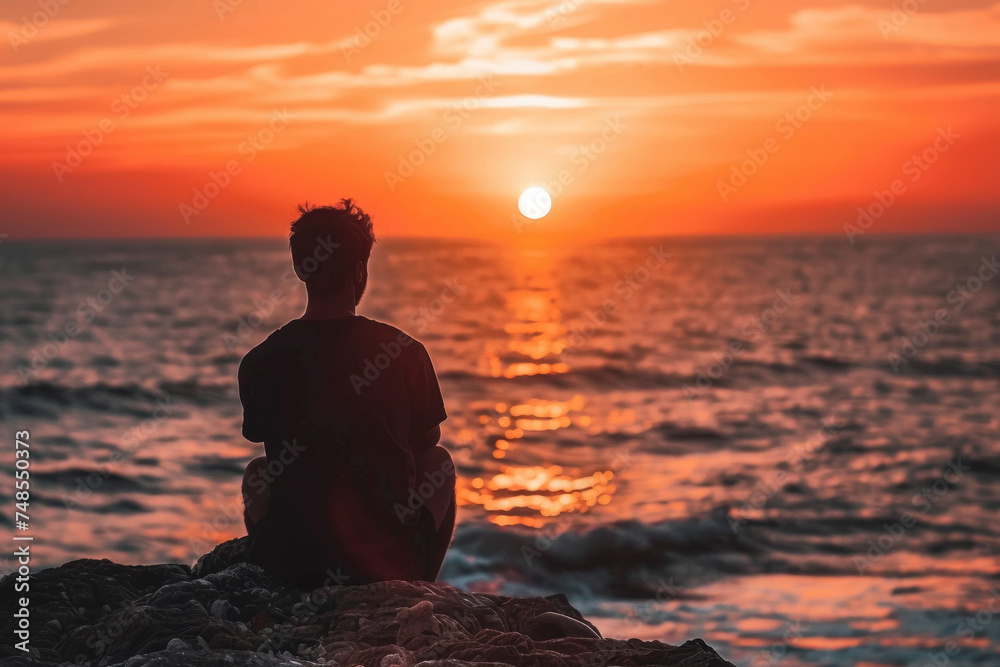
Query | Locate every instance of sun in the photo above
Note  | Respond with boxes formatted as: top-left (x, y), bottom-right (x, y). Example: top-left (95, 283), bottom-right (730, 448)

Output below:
top-left (518, 186), bottom-right (552, 220)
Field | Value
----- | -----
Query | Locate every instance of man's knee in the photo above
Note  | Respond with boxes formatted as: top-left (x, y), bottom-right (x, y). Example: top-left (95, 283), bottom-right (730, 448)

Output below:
top-left (415, 446), bottom-right (456, 484)
top-left (243, 456), bottom-right (268, 488)
top-left (242, 456), bottom-right (270, 532)
top-left (416, 445), bottom-right (453, 469)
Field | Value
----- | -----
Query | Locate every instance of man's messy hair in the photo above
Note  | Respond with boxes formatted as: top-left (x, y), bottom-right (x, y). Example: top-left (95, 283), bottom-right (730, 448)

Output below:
top-left (289, 198), bottom-right (376, 290)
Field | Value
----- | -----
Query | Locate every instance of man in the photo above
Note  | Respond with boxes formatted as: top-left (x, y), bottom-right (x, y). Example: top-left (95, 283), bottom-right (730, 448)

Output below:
top-left (238, 199), bottom-right (456, 589)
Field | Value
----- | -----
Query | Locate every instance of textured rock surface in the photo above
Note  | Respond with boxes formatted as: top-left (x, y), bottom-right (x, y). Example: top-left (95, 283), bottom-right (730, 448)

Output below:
top-left (0, 537), bottom-right (733, 666)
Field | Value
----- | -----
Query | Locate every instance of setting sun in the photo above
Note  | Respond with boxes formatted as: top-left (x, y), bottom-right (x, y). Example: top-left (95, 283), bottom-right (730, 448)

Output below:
top-left (518, 186), bottom-right (552, 220)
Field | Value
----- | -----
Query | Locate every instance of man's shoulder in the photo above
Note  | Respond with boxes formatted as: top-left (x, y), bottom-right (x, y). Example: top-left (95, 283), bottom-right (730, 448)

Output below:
top-left (239, 325), bottom-right (292, 370)
top-left (239, 317), bottom-right (430, 373)
top-left (356, 316), bottom-right (426, 351)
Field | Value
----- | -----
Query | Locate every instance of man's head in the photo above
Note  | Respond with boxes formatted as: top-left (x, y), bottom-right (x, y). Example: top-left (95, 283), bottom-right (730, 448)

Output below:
top-left (289, 198), bottom-right (376, 305)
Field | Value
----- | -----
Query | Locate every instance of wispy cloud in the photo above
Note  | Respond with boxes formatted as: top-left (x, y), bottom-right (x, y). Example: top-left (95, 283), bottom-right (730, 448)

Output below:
top-left (0, 0), bottom-right (997, 239)
top-left (735, 4), bottom-right (1000, 64)
top-left (0, 17), bottom-right (114, 48)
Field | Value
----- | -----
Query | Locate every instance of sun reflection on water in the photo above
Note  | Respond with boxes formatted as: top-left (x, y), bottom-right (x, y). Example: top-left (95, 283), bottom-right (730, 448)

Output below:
top-left (455, 394), bottom-right (619, 525)
top-left (460, 462), bottom-right (616, 527)
top-left (460, 247), bottom-right (625, 526)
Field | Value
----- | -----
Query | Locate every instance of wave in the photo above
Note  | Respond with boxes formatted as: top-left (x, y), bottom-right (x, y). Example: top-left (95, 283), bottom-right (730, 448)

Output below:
top-left (0, 380), bottom-right (231, 417)
top-left (439, 358), bottom-right (846, 391)
top-left (441, 508), bottom-right (998, 604)
top-left (7, 355), bottom-right (997, 424)
top-left (439, 365), bottom-right (688, 389)
top-left (905, 358), bottom-right (1000, 377)
top-left (441, 511), bottom-right (764, 602)
top-left (32, 467), bottom-right (158, 493)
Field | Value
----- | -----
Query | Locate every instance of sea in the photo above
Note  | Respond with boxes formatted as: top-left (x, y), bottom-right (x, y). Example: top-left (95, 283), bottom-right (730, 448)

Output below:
top-left (1, 235), bottom-right (998, 666)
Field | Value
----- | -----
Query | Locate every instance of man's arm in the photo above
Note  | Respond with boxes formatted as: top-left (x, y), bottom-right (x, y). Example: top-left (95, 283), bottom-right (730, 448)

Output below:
top-left (408, 342), bottom-right (447, 452)
top-left (238, 350), bottom-right (265, 443)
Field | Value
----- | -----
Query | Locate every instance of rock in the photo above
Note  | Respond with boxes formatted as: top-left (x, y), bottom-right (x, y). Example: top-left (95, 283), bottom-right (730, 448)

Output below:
top-left (0, 538), bottom-right (733, 666)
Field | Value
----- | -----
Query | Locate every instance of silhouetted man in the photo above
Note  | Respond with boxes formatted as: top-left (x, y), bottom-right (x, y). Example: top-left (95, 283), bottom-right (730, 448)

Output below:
top-left (239, 199), bottom-right (456, 589)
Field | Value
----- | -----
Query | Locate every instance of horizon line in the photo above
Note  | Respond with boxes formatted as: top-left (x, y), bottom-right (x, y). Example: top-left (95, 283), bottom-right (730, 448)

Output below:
top-left (4, 229), bottom-right (1000, 244)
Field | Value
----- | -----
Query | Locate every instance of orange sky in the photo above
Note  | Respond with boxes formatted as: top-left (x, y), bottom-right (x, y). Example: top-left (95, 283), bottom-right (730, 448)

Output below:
top-left (2, 0), bottom-right (999, 239)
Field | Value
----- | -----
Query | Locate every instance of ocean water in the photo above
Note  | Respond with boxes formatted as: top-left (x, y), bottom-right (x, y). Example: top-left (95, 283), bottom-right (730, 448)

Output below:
top-left (1, 235), bottom-right (999, 666)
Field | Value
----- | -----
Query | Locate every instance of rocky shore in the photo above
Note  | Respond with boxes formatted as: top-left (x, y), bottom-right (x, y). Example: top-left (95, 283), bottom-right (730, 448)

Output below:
top-left (1, 537), bottom-right (733, 666)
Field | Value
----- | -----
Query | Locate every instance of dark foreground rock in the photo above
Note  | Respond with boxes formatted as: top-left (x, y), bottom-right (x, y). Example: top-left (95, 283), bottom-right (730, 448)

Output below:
top-left (1, 537), bottom-right (733, 666)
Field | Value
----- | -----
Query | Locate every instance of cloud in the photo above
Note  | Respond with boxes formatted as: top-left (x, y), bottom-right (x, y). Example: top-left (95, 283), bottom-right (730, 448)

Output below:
top-left (431, 0), bottom-right (658, 56)
top-left (1, 17), bottom-right (114, 48)
top-left (2, 1), bottom-right (999, 157)
top-left (734, 3), bottom-right (1000, 64)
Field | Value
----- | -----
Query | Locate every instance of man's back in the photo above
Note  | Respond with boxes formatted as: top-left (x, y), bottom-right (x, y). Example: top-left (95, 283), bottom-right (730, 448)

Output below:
top-left (239, 314), bottom-right (447, 586)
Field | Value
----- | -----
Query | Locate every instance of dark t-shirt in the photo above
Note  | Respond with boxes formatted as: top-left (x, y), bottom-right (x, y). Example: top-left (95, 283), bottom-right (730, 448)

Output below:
top-left (238, 315), bottom-right (447, 585)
